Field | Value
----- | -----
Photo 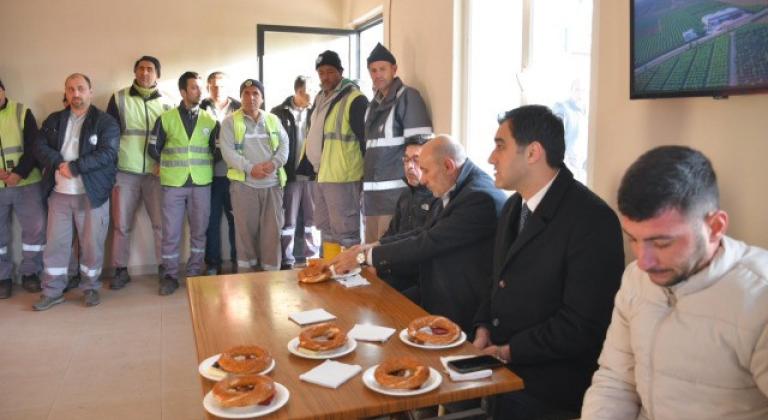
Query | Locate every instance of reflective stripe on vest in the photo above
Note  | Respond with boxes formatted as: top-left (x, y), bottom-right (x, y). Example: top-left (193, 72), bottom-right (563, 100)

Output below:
top-left (226, 110), bottom-right (287, 187)
top-left (318, 89), bottom-right (364, 183)
top-left (0, 100), bottom-right (41, 188)
top-left (115, 88), bottom-right (173, 174)
top-left (159, 108), bottom-right (215, 187)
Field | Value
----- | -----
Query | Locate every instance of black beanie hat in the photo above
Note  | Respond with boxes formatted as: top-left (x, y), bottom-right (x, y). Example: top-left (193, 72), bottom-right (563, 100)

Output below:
top-left (315, 50), bottom-right (343, 72)
top-left (367, 43), bottom-right (396, 66)
top-left (239, 78), bottom-right (265, 98)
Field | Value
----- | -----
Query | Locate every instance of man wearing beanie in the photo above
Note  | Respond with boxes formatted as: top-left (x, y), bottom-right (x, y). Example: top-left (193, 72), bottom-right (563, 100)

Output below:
top-left (220, 79), bottom-right (288, 271)
top-left (106, 56), bottom-right (174, 290)
top-left (296, 50), bottom-right (368, 258)
top-left (149, 71), bottom-right (218, 296)
top-left (363, 43), bottom-right (432, 242)
top-left (0, 79), bottom-right (47, 298)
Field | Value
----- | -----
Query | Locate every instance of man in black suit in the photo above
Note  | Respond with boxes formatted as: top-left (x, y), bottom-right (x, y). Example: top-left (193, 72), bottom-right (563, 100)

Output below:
top-left (333, 135), bottom-right (506, 336)
top-left (473, 105), bottom-right (625, 419)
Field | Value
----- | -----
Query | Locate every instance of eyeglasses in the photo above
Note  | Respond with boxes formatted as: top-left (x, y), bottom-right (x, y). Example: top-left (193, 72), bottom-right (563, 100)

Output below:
top-left (402, 156), bottom-right (420, 166)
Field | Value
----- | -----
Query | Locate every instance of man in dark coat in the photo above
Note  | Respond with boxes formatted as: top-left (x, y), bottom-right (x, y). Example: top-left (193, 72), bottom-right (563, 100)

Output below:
top-left (33, 73), bottom-right (119, 311)
top-left (473, 105), bottom-right (625, 419)
top-left (332, 135), bottom-right (506, 336)
top-left (377, 134), bottom-right (436, 294)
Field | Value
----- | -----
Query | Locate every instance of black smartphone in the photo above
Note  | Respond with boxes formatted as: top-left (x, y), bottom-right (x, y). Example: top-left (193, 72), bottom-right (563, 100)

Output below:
top-left (447, 355), bottom-right (505, 373)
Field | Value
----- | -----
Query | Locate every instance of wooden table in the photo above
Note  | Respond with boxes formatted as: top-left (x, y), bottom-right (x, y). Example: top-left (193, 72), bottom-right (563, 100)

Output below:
top-left (187, 268), bottom-right (524, 419)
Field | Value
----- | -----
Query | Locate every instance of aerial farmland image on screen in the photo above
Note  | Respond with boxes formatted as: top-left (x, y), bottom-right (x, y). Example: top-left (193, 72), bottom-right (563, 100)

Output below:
top-left (633, 0), bottom-right (768, 95)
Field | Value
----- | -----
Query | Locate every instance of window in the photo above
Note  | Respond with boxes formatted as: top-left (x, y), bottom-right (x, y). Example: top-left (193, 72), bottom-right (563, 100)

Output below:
top-left (464, 0), bottom-right (593, 184)
top-left (257, 20), bottom-right (383, 110)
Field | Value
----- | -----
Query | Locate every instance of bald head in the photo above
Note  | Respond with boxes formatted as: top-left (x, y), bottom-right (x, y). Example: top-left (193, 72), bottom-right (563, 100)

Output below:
top-left (420, 134), bottom-right (467, 197)
top-left (422, 134), bottom-right (467, 167)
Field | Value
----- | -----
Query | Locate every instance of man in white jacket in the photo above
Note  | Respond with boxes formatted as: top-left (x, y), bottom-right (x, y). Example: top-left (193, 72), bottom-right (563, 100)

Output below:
top-left (581, 146), bottom-right (768, 419)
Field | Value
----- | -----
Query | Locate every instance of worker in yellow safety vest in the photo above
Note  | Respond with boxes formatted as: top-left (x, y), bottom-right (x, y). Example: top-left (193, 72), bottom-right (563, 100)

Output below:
top-left (106, 56), bottom-right (174, 291)
top-left (0, 79), bottom-right (46, 298)
top-left (149, 71), bottom-right (218, 296)
top-left (219, 78), bottom-right (288, 272)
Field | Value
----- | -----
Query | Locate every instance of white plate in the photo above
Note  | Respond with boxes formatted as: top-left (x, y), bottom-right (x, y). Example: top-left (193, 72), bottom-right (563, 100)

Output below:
top-left (198, 354), bottom-right (276, 381)
top-left (398, 328), bottom-right (467, 350)
top-left (330, 266), bottom-right (362, 279)
top-left (362, 365), bottom-right (442, 396)
top-left (203, 382), bottom-right (289, 419)
top-left (287, 336), bottom-right (357, 359)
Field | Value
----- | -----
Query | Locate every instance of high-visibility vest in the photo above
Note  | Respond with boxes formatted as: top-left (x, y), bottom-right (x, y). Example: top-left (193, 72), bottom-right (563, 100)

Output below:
top-left (317, 89), bottom-right (364, 183)
top-left (0, 100), bottom-right (41, 188)
top-left (158, 108), bottom-right (216, 187)
top-left (115, 87), bottom-right (173, 174)
top-left (226, 110), bottom-right (287, 187)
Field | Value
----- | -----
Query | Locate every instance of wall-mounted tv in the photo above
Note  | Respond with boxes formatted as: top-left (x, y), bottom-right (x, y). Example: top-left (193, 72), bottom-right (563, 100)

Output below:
top-left (631, 0), bottom-right (768, 99)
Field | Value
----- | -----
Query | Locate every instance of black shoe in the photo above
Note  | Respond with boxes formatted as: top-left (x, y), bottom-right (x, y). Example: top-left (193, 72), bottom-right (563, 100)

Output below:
top-left (280, 263), bottom-right (294, 271)
top-left (21, 274), bottom-right (42, 293)
top-left (110, 267), bottom-right (131, 290)
top-left (0, 279), bottom-right (11, 299)
top-left (63, 274), bottom-right (81, 293)
top-left (205, 265), bottom-right (222, 276)
top-left (83, 289), bottom-right (100, 307)
top-left (159, 275), bottom-right (179, 296)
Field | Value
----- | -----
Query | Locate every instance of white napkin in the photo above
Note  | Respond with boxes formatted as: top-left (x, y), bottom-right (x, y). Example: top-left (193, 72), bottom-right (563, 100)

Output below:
top-left (336, 274), bottom-right (370, 288)
top-left (299, 360), bottom-right (362, 388)
top-left (289, 308), bottom-right (337, 325)
top-left (440, 355), bottom-right (493, 382)
top-left (348, 323), bottom-right (396, 342)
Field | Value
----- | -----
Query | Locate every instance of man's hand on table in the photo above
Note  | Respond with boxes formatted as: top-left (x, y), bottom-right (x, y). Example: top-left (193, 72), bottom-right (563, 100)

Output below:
top-left (473, 326), bottom-right (510, 363)
top-left (331, 244), bottom-right (364, 274)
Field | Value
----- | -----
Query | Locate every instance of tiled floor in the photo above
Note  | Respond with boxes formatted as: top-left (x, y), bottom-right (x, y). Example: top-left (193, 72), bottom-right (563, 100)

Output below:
top-left (0, 275), bottom-right (205, 420)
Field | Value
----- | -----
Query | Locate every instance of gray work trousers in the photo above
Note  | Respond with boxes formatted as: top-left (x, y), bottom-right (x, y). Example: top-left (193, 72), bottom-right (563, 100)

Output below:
top-left (231, 182), bottom-right (283, 271)
top-left (0, 183), bottom-right (46, 280)
top-left (313, 181), bottom-right (362, 247)
top-left (281, 180), bottom-right (319, 265)
top-left (161, 185), bottom-right (210, 279)
top-left (42, 192), bottom-right (109, 297)
top-left (110, 171), bottom-right (163, 267)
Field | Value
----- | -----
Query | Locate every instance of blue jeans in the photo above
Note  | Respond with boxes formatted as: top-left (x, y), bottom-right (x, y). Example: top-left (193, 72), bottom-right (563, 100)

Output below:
top-left (205, 176), bottom-right (236, 266)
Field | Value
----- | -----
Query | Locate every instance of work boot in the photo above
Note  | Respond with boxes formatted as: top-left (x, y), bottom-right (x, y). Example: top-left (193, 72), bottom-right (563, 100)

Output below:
top-left (32, 294), bottom-right (65, 311)
top-left (0, 279), bottom-right (11, 299)
top-left (21, 274), bottom-right (42, 293)
top-left (159, 275), bottom-right (179, 296)
top-left (63, 274), bottom-right (81, 293)
top-left (83, 289), bottom-right (100, 307)
top-left (110, 267), bottom-right (131, 290)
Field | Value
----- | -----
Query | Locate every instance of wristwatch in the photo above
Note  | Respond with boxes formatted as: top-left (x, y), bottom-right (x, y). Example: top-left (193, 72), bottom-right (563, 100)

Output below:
top-left (356, 251), bottom-right (367, 265)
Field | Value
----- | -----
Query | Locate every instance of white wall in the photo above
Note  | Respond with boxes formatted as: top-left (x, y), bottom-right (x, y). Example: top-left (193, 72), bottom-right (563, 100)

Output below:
top-left (590, 0), bottom-right (768, 248)
top-left (0, 0), bottom-right (345, 272)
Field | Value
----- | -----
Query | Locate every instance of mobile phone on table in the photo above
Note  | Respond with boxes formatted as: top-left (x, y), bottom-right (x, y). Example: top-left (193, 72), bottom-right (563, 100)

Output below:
top-left (447, 355), bottom-right (505, 373)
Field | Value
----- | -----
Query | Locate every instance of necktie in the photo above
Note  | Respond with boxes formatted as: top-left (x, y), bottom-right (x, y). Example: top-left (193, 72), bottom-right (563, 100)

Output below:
top-left (518, 203), bottom-right (530, 234)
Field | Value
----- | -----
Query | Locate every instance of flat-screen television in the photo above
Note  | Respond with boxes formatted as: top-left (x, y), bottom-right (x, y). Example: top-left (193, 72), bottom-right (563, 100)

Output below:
top-left (631, 0), bottom-right (768, 99)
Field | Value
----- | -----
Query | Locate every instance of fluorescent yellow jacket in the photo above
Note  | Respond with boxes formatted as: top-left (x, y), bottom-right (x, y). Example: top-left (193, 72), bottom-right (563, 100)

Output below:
top-left (0, 100), bottom-right (41, 188)
top-left (159, 109), bottom-right (216, 187)
top-left (318, 89), bottom-right (365, 183)
top-left (114, 87), bottom-right (172, 174)
top-left (226, 110), bottom-right (287, 187)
